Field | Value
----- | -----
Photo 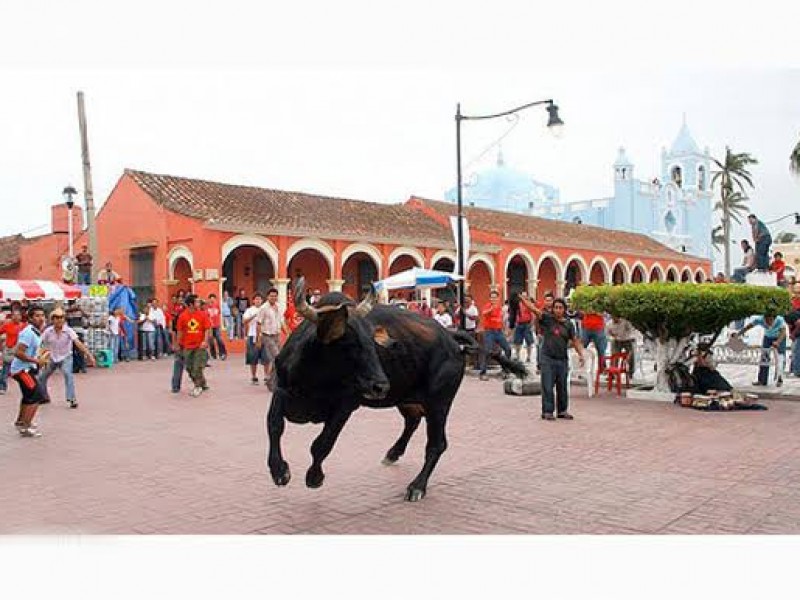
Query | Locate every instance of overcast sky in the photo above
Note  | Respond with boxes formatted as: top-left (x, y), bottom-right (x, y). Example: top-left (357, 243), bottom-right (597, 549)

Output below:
top-left (1, 1), bottom-right (798, 269)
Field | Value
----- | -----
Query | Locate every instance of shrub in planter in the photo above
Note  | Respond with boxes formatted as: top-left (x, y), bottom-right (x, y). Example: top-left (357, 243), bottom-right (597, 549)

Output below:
top-left (571, 283), bottom-right (791, 392)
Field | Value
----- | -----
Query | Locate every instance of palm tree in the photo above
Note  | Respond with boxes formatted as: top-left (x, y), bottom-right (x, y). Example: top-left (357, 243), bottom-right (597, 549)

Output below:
top-left (711, 147), bottom-right (758, 277)
top-left (791, 135), bottom-right (800, 175)
top-left (711, 224), bottom-right (725, 254)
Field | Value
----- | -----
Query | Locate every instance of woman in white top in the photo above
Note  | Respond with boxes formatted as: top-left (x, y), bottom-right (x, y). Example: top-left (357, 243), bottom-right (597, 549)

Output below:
top-left (433, 302), bottom-right (454, 329)
top-left (732, 240), bottom-right (756, 283)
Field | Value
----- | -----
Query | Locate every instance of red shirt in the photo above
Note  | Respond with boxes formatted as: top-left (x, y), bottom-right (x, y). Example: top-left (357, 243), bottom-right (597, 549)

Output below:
top-left (0, 320), bottom-right (24, 349)
top-left (582, 312), bottom-right (605, 331)
top-left (482, 303), bottom-right (504, 331)
top-left (206, 305), bottom-right (221, 328)
top-left (517, 302), bottom-right (532, 324)
top-left (177, 309), bottom-right (211, 350)
top-left (791, 297), bottom-right (800, 311)
top-left (770, 259), bottom-right (786, 282)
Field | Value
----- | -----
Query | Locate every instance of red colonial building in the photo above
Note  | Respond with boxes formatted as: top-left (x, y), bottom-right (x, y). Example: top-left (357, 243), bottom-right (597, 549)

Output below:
top-left (2, 169), bottom-right (711, 310)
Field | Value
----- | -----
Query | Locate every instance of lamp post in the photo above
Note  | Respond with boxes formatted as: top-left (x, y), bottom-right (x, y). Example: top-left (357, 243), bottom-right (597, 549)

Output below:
top-left (454, 99), bottom-right (564, 330)
top-left (62, 185), bottom-right (78, 258)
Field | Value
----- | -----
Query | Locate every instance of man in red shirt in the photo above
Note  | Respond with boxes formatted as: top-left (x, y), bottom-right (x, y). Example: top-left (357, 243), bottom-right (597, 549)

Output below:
top-left (478, 290), bottom-right (511, 381)
top-left (0, 307), bottom-right (25, 395)
top-left (176, 294), bottom-right (212, 397)
top-left (512, 291), bottom-right (535, 363)
top-left (579, 310), bottom-right (608, 371)
top-left (770, 252), bottom-right (787, 287)
top-left (205, 293), bottom-right (228, 361)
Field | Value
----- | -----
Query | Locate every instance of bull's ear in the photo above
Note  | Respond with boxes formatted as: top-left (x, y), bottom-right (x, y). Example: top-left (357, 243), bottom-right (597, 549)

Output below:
top-left (373, 326), bottom-right (395, 348)
top-left (317, 306), bottom-right (348, 344)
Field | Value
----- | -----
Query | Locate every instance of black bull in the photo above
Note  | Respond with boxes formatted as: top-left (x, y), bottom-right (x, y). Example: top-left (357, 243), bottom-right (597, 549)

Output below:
top-left (266, 285), bottom-right (527, 502)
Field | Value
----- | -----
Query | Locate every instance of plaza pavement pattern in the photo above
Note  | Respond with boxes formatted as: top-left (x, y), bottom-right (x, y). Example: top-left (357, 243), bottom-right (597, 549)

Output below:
top-left (2, 357), bottom-right (800, 535)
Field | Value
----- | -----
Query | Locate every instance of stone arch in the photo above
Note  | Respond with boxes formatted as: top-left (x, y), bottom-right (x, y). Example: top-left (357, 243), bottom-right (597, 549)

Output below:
top-left (167, 245), bottom-right (194, 280)
top-left (221, 234), bottom-right (280, 269)
top-left (429, 250), bottom-right (457, 271)
top-left (341, 243), bottom-right (384, 279)
top-left (666, 264), bottom-right (680, 282)
top-left (467, 259), bottom-right (493, 308)
top-left (681, 267), bottom-right (693, 283)
top-left (649, 263), bottom-right (665, 282)
top-left (695, 268), bottom-right (706, 283)
top-left (536, 253), bottom-right (563, 299)
top-left (589, 256), bottom-right (611, 285)
top-left (504, 249), bottom-right (536, 297)
top-left (611, 259), bottom-right (630, 284)
top-left (467, 253), bottom-right (496, 285)
top-left (388, 247), bottom-right (425, 271)
top-left (286, 238), bottom-right (335, 277)
top-left (563, 253), bottom-right (589, 295)
top-left (631, 261), bottom-right (647, 283)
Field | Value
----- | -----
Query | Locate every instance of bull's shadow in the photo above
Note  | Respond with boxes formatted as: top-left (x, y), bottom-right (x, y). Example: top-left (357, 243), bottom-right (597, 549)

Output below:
top-left (266, 280), bottom-right (526, 501)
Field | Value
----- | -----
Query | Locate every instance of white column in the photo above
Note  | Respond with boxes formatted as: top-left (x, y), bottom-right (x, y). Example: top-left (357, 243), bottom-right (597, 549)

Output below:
top-left (274, 278), bottom-right (291, 314)
top-left (327, 279), bottom-right (345, 292)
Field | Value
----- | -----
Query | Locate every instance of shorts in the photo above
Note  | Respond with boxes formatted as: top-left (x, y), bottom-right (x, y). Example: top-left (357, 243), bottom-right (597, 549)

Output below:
top-left (246, 337), bottom-right (267, 366)
top-left (13, 369), bottom-right (46, 405)
top-left (513, 322), bottom-right (534, 346)
top-left (262, 334), bottom-right (281, 363)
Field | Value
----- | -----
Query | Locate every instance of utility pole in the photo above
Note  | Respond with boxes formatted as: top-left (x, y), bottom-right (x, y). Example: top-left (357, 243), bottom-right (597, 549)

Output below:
top-left (77, 91), bottom-right (98, 282)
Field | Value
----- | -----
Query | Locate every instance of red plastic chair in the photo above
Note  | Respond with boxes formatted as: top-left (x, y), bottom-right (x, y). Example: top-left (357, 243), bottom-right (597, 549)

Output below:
top-left (594, 351), bottom-right (631, 396)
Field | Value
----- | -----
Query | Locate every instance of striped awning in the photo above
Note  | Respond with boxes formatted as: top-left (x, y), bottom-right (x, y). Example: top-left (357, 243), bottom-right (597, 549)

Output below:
top-left (0, 280), bottom-right (83, 302)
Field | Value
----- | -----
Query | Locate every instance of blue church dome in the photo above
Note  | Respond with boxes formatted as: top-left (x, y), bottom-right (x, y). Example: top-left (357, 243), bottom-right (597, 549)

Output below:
top-left (444, 148), bottom-right (559, 212)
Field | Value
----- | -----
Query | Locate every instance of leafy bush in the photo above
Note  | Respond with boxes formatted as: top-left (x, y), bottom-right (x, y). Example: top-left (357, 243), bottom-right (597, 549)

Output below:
top-left (571, 283), bottom-right (791, 341)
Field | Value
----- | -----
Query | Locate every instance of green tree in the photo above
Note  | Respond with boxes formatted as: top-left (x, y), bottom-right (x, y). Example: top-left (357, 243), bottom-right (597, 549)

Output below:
top-left (711, 147), bottom-right (758, 278)
top-left (775, 231), bottom-right (797, 244)
top-left (711, 224), bottom-right (725, 255)
top-left (572, 283), bottom-right (790, 393)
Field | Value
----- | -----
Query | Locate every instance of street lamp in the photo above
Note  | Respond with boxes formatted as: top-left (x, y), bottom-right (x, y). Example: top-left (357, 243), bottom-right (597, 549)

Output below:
top-left (62, 185), bottom-right (78, 258)
top-left (454, 99), bottom-right (564, 329)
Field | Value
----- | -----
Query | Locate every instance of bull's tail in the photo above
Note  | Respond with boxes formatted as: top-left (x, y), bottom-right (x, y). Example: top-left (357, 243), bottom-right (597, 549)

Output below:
top-left (493, 353), bottom-right (529, 379)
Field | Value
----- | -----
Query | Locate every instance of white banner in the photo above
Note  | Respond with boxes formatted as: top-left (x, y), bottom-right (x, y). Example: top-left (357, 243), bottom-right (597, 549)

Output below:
top-left (449, 215), bottom-right (471, 276)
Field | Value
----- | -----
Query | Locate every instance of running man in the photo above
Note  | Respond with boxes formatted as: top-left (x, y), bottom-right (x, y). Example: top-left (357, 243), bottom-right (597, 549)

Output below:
top-left (9, 305), bottom-right (49, 437)
top-left (175, 294), bottom-right (212, 397)
top-left (39, 307), bottom-right (96, 408)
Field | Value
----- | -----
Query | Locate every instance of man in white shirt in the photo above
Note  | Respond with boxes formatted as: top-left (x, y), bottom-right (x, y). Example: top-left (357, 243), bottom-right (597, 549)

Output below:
top-left (433, 301), bottom-right (454, 329)
top-left (151, 300), bottom-right (167, 358)
top-left (139, 299), bottom-right (157, 360)
top-left (257, 288), bottom-right (290, 389)
top-left (39, 307), bottom-right (95, 408)
top-left (244, 292), bottom-right (267, 385)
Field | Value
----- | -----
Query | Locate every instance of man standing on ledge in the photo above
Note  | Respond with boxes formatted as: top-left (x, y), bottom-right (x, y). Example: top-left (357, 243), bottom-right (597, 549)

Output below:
top-left (748, 213), bottom-right (772, 272)
top-left (175, 294), bottom-right (211, 397)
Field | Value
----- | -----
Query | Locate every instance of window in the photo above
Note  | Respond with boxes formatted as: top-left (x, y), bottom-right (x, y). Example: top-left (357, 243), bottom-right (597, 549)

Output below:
top-left (697, 165), bottom-right (706, 191)
top-left (664, 211), bottom-right (677, 233)
top-left (130, 247), bottom-right (155, 310)
top-left (671, 165), bottom-right (683, 188)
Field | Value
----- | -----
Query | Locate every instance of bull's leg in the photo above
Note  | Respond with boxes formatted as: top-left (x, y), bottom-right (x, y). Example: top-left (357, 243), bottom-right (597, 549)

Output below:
top-left (306, 409), bottom-right (353, 489)
top-left (266, 389), bottom-right (291, 486)
top-left (382, 405), bottom-right (423, 465)
top-left (405, 408), bottom-right (449, 502)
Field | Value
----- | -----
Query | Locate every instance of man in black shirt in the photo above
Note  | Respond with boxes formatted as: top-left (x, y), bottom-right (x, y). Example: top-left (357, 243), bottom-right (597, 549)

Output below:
top-left (523, 296), bottom-right (586, 421)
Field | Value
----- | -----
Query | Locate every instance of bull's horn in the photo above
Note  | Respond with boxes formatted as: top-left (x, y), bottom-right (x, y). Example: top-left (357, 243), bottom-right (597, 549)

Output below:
top-left (353, 285), bottom-right (377, 318)
top-left (294, 277), bottom-right (318, 323)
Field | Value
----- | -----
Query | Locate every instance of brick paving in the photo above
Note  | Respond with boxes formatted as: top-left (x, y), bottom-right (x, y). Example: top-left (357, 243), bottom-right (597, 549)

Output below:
top-left (2, 356), bottom-right (800, 535)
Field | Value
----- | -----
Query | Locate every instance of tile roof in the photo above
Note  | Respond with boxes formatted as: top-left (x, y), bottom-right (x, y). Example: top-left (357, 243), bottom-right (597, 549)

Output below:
top-left (410, 197), bottom-right (700, 262)
top-left (0, 234), bottom-right (23, 270)
top-left (125, 170), bottom-right (453, 245)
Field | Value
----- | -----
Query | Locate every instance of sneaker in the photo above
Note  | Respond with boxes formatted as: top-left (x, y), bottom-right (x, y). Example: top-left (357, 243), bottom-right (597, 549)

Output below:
top-left (251, 377), bottom-right (259, 385)
top-left (150, 356), bottom-right (156, 361)
top-left (202, 385), bottom-right (210, 391)
top-left (19, 426), bottom-right (42, 438)
top-left (776, 378), bottom-right (783, 388)
top-left (541, 413), bottom-right (556, 421)
top-left (751, 381), bottom-right (765, 386)
top-left (557, 412), bottom-right (575, 420)
top-left (67, 399), bottom-right (78, 409)
top-left (190, 387), bottom-right (203, 397)
top-left (171, 389), bottom-right (180, 394)
top-left (221, 355), bottom-right (227, 361)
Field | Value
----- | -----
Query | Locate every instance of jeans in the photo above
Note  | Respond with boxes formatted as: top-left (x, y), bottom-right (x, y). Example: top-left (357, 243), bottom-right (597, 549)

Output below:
top-left (479, 329), bottom-right (511, 374)
top-left (582, 329), bottom-right (608, 369)
top-left (39, 354), bottom-right (76, 401)
top-left (223, 316), bottom-right (234, 340)
top-left (77, 271), bottom-right (92, 285)
top-left (208, 327), bottom-right (227, 359)
top-left (119, 334), bottom-right (130, 361)
top-left (513, 323), bottom-right (534, 350)
top-left (157, 325), bottom-right (171, 356)
top-left (755, 237), bottom-right (771, 271)
top-left (234, 313), bottom-right (243, 339)
top-left (732, 267), bottom-right (751, 283)
top-left (142, 331), bottom-right (156, 358)
top-left (0, 358), bottom-right (9, 392)
top-left (172, 351), bottom-right (185, 392)
top-left (110, 335), bottom-right (120, 364)
top-left (540, 355), bottom-right (569, 416)
top-left (791, 338), bottom-right (800, 376)
top-left (758, 336), bottom-right (786, 384)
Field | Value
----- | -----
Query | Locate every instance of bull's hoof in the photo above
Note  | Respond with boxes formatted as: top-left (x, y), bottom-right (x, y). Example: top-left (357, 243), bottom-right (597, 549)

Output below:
top-left (305, 466), bottom-right (325, 489)
top-left (270, 462), bottom-right (291, 486)
top-left (404, 487), bottom-right (426, 502)
top-left (381, 455), bottom-right (398, 466)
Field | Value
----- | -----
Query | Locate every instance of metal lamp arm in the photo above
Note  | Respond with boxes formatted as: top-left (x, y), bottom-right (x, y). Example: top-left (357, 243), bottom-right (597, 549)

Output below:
top-left (459, 99), bottom-right (553, 121)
